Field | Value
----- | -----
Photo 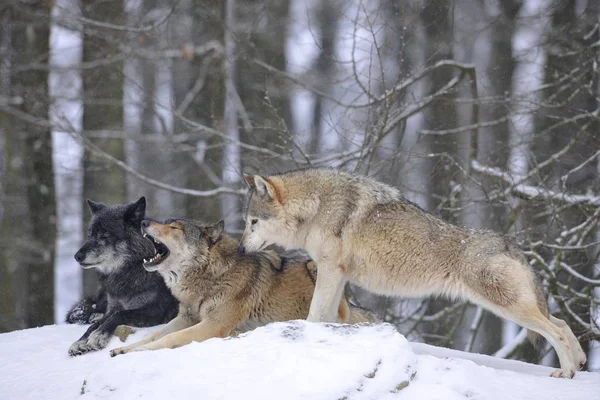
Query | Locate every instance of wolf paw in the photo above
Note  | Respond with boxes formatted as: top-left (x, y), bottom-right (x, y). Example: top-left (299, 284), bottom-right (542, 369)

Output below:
top-left (68, 331), bottom-right (111, 356)
top-left (577, 353), bottom-right (587, 370)
top-left (89, 313), bottom-right (104, 323)
top-left (109, 348), bottom-right (124, 357)
top-left (68, 339), bottom-right (90, 356)
top-left (86, 330), bottom-right (111, 350)
top-left (550, 368), bottom-right (575, 379)
top-left (110, 344), bottom-right (149, 357)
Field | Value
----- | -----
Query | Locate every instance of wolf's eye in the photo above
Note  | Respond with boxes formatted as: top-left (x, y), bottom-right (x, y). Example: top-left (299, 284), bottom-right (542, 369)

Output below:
top-left (251, 219), bottom-right (258, 226)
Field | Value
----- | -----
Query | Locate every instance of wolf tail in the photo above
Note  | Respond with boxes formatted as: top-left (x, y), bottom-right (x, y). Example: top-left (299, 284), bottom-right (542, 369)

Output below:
top-left (347, 305), bottom-right (379, 324)
top-left (527, 276), bottom-right (549, 350)
top-left (338, 299), bottom-right (379, 324)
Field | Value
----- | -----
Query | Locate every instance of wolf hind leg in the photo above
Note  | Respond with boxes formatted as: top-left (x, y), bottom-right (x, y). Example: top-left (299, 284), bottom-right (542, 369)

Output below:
top-left (307, 263), bottom-right (346, 323)
top-left (492, 300), bottom-right (576, 378)
top-left (470, 257), bottom-right (577, 377)
top-left (550, 315), bottom-right (586, 370)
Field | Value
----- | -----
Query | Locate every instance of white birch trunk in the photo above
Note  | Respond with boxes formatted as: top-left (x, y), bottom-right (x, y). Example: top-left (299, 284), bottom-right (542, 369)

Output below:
top-left (398, 16), bottom-right (429, 210)
top-left (49, 0), bottom-right (84, 323)
top-left (123, 0), bottom-right (145, 201)
top-left (286, 0), bottom-right (319, 153)
top-left (221, 0), bottom-right (241, 231)
top-left (504, 0), bottom-right (552, 353)
top-left (152, 11), bottom-right (175, 217)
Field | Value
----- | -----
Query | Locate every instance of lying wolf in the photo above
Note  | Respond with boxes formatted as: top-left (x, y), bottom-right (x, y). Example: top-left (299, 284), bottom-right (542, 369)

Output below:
top-left (110, 218), bottom-right (376, 356)
top-left (68, 197), bottom-right (178, 356)
top-left (238, 168), bottom-right (586, 378)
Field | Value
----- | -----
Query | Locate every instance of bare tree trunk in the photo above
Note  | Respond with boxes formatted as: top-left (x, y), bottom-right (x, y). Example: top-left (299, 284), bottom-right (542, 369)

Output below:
top-left (506, 0), bottom-right (552, 357)
top-left (81, 0), bottom-right (127, 297)
top-left (49, 0), bottom-right (84, 323)
top-left (458, 0), bottom-right (519, 356)
top-left (3, 1), bottom-right (57, 328)
top-left (589, 0), bottom-right (600, 371)
top-left (123, 0), bottom-right (147, 206)
top-left (0, 6), bottom-right (14, 332)
top-left (287, 0), bottom-right (319, 153)
top-left (0, 9), bottom-right (9, 232)
top-left (182, 1), bottom-right (223, 222)
top-left (420, 0), bottom-right (458, 219)
top-left (591, 152), bottom-right (600, 370)
top-left (308, 0), bottom-right (340, 156)
top-left (397, 5), bottom-right (429, 209)
top-left (152, 2), bottom-right (180, 218)
top-left (221, 0), bottom-right (241, 231)
top-left (170, 0), bottom-right (198, 218)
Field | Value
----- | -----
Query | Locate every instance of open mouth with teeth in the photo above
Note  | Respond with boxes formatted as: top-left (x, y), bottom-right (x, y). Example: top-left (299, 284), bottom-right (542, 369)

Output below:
top-left (142, 232), bottom-right (170, 269)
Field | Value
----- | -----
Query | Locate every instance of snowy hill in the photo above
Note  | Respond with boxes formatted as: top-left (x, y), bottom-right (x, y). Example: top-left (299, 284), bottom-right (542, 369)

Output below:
top-left (1, 322), bottom-right (599, 400)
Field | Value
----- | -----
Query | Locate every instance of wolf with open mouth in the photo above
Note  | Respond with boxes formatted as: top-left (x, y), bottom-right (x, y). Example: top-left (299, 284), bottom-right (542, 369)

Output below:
top-left (67, 197), bottom-right (178, 356)
top-left (110, 218), bottom-right (377, 356)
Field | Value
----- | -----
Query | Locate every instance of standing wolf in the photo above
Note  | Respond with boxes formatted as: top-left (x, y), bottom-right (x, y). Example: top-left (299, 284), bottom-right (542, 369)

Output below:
top-left (68, 197), bottom-right (178, 356)
top-left (110, 218), bottom-right (376, 356)
top-left (238, 168), bottom-right (586, 378)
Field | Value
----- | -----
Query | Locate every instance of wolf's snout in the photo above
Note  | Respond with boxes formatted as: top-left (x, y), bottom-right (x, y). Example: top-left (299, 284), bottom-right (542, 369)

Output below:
top-left (237, 245), bottom-right (246, 255)
top-left (141, 219), bottom-right (150, 228)
top-left (74, 250), bottom-right (85, 263)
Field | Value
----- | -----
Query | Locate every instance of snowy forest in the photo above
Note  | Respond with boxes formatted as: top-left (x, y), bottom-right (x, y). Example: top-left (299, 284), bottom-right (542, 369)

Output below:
top-left (0, 0), bottom-right (599, 372)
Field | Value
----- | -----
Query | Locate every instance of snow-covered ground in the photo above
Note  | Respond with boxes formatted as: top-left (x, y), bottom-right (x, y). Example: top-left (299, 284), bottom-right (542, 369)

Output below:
top-left (1, 321), bottom-right (598, 400)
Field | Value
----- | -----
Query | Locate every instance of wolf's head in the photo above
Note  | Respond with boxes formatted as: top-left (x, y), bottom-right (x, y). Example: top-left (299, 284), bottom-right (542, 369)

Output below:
top-left (74, 197), bottom-right (155, 274)
top-left (139, 219), bottom-right (224, 277)
top-left (238, 175), bottom-right (293, 254)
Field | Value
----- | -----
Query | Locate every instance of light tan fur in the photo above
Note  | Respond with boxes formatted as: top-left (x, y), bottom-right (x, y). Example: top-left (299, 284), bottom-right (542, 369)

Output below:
top-left (238, 168), bottom-right (586, 379)
top-left (110, 218), bottom-right (376, 357)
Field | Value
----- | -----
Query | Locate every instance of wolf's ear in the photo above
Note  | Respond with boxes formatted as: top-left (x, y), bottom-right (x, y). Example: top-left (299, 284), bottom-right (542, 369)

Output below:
top-left (244, 174), bottom-right (256, 187)
top-left (254, 175), bottom-right (277, 201)
top-left (124, 196), bottom-right (146, 222)
top-left (87, 199), bottom-right (106, 214)
top-left (205, 220), bottom-right (224, 245)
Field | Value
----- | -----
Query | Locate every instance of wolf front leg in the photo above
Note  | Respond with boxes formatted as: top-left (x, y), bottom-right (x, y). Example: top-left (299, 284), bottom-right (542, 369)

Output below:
top-left (68, 319), bottom-right (104, 356)
top-left (110, 312), bottom-right (195, 357)
top-left (69, 303), bottom-right (175, 356)
top-left (307, 262), bottom-right (347, 323)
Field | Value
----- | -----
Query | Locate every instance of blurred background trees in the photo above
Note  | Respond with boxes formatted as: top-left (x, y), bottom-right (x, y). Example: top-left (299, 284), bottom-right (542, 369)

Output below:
top-left (0, 0), bottom-right (598, 371)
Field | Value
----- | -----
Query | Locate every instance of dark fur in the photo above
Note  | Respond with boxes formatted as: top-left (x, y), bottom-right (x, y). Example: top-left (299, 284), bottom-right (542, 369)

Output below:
top-left (67, 197), bottom-right (178, 356)
top-left (65, 286), bottom-right (107, 324)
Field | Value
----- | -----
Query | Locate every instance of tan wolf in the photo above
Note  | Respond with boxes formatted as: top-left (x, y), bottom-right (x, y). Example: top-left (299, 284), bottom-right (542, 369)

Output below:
top-left (110, 218), bottom-right (376, 357)
top-left (238, 168), bottom-right (586, 378)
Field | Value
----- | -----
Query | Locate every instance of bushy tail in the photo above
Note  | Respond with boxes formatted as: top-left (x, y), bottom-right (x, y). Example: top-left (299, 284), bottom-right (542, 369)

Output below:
top-left (347, 305), bottom-right (379, 324)
top-left (336, 297), bottom-right (379, 324)
top-left (527, 277), bottom-right (549, 350)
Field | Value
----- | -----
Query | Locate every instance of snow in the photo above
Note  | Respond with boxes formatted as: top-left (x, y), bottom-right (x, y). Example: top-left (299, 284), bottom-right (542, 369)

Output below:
top-left (1, 321), bottom-right (599, 400)
top-left (471, 161), bottom-right (600, 206)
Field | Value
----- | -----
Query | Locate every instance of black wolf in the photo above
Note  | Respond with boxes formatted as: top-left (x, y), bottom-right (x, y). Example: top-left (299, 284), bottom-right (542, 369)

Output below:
top-left (67, 197), bottom-right (178, 356)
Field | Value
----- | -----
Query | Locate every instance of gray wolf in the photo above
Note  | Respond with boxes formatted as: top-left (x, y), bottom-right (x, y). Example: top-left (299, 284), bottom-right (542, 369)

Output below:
top-left (68, 197), bottom-right (178, 356)
top-left (110, 218), bottom-right (376, 356)
top-left (238, 168), bottom-right (586, 378)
